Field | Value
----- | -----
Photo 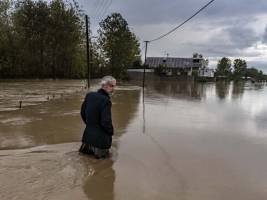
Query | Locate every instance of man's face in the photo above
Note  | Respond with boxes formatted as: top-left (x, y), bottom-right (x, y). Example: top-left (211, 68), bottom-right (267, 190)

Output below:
top-left (103, 80), bottom-right (116, 95)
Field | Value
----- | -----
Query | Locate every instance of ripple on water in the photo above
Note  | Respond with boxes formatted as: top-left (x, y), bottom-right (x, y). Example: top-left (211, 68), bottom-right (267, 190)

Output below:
top-left (0, 117), bottom-right (39, 125)
top-left (0, 143), bottom-right (92, 200)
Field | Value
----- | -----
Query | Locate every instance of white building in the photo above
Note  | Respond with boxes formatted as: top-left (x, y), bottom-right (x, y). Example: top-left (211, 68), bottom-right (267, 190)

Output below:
top-left (198, 67), bottom-right (214, 77)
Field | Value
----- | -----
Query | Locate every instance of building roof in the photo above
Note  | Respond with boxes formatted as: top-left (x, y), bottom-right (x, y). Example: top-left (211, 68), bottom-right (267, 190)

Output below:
top-left (146, 57), bottom-right (202, 69)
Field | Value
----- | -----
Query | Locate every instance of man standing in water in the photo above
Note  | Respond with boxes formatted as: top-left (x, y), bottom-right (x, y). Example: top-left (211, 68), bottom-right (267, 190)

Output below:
top-left (79, 76), bottom-right (116, 159)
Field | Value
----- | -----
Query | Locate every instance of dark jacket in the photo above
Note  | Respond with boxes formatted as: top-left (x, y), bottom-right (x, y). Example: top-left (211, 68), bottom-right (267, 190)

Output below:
top-left (81, 89), bottom-right (114, 149)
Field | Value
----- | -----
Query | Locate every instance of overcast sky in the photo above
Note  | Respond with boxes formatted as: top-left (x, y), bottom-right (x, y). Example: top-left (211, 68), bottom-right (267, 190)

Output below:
top-left (78, 0), bottom-right (267, 72)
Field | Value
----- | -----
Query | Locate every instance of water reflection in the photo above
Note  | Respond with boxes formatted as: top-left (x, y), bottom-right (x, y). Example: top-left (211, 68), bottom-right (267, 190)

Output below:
top-left (215, 81), bottom-right (230, 99)
top-left (144, 80), bottom-right (207, 101)
top-left (83, 159), bottom-right (115, 200)
top-left (143, 80), bottom-right (265, 102)
top-left (255, 109), bottom-right (267, 129)
top-left (142, 88), bottom-right (146, 134)
top-left (232, 81), bottom-right (245, 99)
top-left (112, 87), bottom-right (141, 137)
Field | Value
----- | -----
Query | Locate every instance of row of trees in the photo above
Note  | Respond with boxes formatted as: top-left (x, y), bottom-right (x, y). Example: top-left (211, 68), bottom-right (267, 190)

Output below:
top-left (0, 0), bottom-right (140, 79)
top-left (216, 57), bottom-right (267, 81)
top-left (0, 0), bottom-right (84, 78)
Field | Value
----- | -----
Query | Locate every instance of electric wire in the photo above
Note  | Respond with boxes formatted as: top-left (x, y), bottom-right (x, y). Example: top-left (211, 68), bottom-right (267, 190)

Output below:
top-left (95, 0), bottom-right (109, 20)
top-left (100, 0), bottom-right (112, 20)
top-left (93, 0), bottom-right (106, 20)
top-left (148, 0), bottom-right (215, 43)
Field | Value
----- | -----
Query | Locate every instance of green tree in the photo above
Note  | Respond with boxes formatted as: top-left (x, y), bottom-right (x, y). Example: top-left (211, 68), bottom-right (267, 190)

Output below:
top-left (258, 70), bottom-right (264, 80)
top-left (10, 0), bottom-right (84, 78)
top-left (98, 13), bottom-right (140, 79)
top-left (216, 57), bottom-right (232, 76)
top-left (246, 67), bottom-right (259, 78)
top-left (48, 0), bottom-right (84, 78)
top-left (13, 0), bottom-right (50, 77)
top-left (233, 58), bottom-right (247, 79)
top-left (90, 40), bottom-right (107, 78)
top-left (132, 56), bottom-right (142, 68)
top-left (0, 0), bottom-right (14, 77)
top-left (246, 67), bottom-right (267, 81)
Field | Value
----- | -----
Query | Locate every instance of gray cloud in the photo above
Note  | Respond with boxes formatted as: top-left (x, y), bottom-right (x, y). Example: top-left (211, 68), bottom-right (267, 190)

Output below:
top-left (179, 41), bottom-right (262, 59)
top-left (105, 0), bottom-right (267, 25)
top-left (78, 0), bottom-right (267, 73)
top-left (263, 26), bottom-right (267, 44)
top-left (80, 0), bottom-right (267, 25)
top-left (247, 61), bottom-right (267, 72)
top-left (223, 23), bottom-right (260, 49)
top-left (169, 17), bottom-right (261, 57)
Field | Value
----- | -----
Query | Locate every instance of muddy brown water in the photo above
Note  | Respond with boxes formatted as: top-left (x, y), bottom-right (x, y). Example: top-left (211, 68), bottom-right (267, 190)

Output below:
top-left (1, 79), bottom-right (267, 200)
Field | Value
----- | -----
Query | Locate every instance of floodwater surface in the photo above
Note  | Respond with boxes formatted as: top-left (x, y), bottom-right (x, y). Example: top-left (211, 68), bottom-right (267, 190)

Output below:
top-left (1, 80), bottom-right (267, 200)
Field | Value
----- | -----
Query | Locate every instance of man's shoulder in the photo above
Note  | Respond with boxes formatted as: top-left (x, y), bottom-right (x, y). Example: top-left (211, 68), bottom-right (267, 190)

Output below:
top-left (86, 91), bottom-right (109, 101)
top-left (86, 91), bottom-right (97, 96)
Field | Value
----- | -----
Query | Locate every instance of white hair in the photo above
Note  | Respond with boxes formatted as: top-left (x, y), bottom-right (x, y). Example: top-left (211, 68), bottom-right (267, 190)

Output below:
top-left (100, 76), bottom-right (116, 87)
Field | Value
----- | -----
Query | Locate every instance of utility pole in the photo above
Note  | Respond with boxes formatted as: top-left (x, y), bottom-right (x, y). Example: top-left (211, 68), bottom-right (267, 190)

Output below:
top-left (142, 41), bottom-right (149, 134)
top-left (85, 15), bottom-right (90, 88)
top-left (90, 39), bottom-right (93, 79)
top-left (142, 41), bottom-right (149, 89)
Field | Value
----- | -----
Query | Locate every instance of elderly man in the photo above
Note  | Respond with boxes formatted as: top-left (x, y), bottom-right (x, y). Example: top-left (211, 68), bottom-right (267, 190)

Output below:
top-left (79, 76), bottom-right (116, 159)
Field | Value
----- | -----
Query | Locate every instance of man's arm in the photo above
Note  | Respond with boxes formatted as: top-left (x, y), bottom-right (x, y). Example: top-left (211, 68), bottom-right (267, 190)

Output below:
top-left (80, 96), bottom-right (87, 124)
top-left (100, 100), bottom-right (114, 136)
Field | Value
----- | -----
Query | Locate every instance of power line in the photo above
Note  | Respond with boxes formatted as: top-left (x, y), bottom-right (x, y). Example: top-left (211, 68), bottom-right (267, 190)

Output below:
top-left (96, 0), bottom-right (109, 19)
top-left (96, 0), bottom-right (112, 22)
top-left (91, 0), bottom-right (100, 18)
top-left (149, 0), bottom-right (216, 43)
top-left (100, 0), bottom-right (112, 20)
top-left (95, 0), bottom-right (109, 20)
top-left (93, 0), bottom-right (106, 20)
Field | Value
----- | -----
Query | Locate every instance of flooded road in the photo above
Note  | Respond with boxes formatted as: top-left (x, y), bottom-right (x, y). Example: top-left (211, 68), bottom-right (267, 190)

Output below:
top-left (0, 79), bottom-right (87, 112)
top-left (1, 80), bottom-right (267, 200)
